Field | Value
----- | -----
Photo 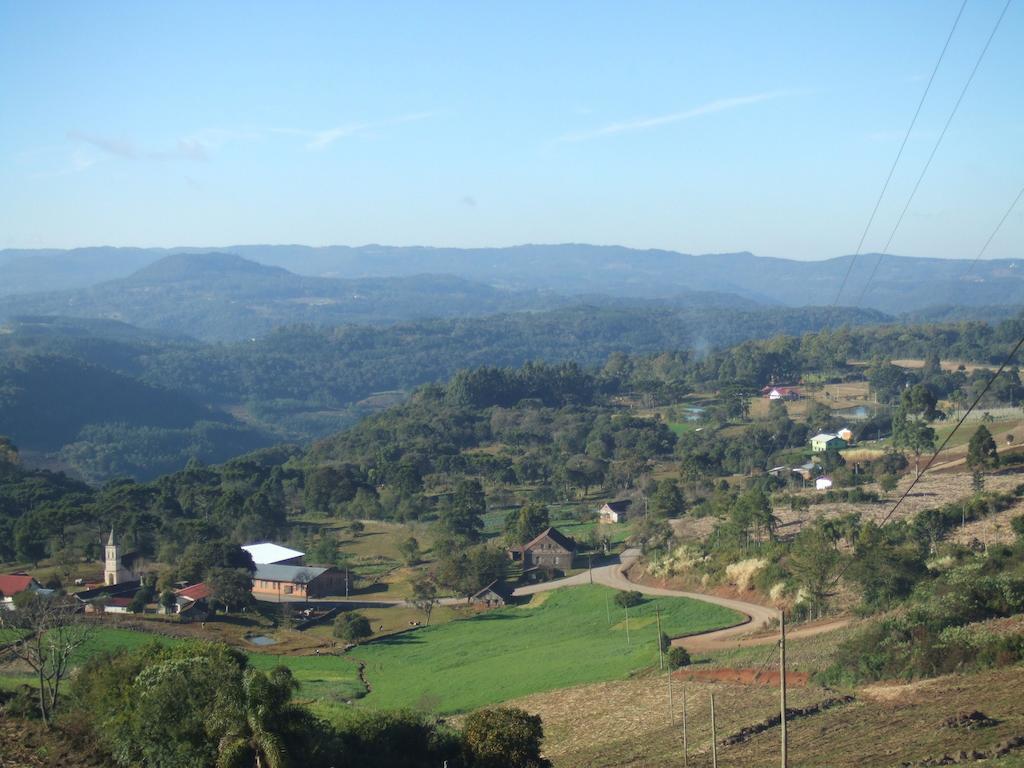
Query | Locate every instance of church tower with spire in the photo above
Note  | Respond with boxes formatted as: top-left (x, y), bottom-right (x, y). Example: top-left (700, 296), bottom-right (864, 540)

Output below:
top-left (104, 529), bottom-right (131, 586)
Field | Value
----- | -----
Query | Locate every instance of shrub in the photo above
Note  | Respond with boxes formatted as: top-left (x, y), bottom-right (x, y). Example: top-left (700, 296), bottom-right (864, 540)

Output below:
top-left (724, 558), bottom-right (767, 592)
top-left (614, 590), bottom-right (643, 608)
top-left (668, 647), bottom-right (691, 669)
top-left (334, 611), bottom-right (373, 644)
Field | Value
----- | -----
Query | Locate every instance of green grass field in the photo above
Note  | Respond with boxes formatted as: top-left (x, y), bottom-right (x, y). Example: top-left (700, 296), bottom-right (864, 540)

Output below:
top-left (350, 585), bottom-right (741, 714)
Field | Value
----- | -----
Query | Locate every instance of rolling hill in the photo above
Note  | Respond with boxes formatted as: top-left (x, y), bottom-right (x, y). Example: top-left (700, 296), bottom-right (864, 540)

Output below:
top-left (3, 244), bottom-right (1021, 316)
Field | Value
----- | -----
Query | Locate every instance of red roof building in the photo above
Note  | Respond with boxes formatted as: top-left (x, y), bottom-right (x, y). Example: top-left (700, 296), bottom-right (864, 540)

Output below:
top-left (0, 573), bottom-right (39, 599)
top-left (175, 582), bottom-right (211, 602)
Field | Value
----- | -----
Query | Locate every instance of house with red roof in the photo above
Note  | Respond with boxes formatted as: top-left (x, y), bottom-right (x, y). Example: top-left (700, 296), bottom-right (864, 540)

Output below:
top-left (170, 582), bottom-right (212, 618)
top-left (0, 573), bottom-right (43, 609)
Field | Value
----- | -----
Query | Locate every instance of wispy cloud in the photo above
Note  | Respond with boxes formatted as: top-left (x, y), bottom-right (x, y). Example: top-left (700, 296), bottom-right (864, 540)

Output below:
top-left (279, 111), bottom-right (435, 151)
top-left (558, 92), bottom-right (789, 142)
top-left (66, 128), bottom-right (259, 163)
top-left (29, 149), bottom-right (98, 179)
top-left (67, 130), bottom-right (136, 158)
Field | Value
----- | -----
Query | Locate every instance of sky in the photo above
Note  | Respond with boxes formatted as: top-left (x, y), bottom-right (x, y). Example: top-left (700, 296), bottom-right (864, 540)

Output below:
top-left (1, 1), bottom-right (1021, 260)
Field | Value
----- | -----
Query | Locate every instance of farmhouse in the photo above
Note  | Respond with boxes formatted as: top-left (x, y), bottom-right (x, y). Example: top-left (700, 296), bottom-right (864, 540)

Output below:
top-left (0, 573), bottom-right (44, 609)
top-left (810, 433), bottom-right (846, 452)
top-left (762, 386), bottom-right (800, 400)
top-left (251, 563), bottom-right (345, 600)
top-left (597, 499), bottom-right (632, 524)
top-left (170, 582), bottom-right (211, 619)
top-left (242, 542), bottom-right (305, 566)
top-left (469, 580), bottom-right (514, 608)
top-left (508, 527), bottom-right (576, 572)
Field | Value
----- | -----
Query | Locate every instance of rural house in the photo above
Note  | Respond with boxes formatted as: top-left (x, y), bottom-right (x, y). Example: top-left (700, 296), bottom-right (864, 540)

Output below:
top-left (242, 542), bottom-right (305, 566)
top-left (810, 433), bottom-right (846, 452)
top-left (251, 564), bottom-right (345, 600)
top-left (0, 573), bottom-right (44, 609)
top-left (170, 582), bottom-right (211, 620)
top-left (508, 527), bottom-right (576, 572)
top-left (764, 386), bottom-right (800, 401)
top-left (597, 499), bottom-right (632, 524)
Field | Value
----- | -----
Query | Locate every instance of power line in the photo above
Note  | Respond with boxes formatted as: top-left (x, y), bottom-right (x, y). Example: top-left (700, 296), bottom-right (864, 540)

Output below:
top-left (753, 643), bottom-right (777, 681)
top-left (853, 0), bottom-right (1014, 308)
top-left (827, 328), bottom-right (1024, 589)
top-left (963, 183), bottom-right (1024, 275)
top-left (832, 0), bottom-right (969, 307)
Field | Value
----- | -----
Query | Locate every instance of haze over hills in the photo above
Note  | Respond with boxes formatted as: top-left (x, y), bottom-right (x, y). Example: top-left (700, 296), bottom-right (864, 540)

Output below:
top-left (0, 251), bottom-right (774, 341)
top-left (2, 244), bottom-right (1020, 316)
top-left (0, 252), bottom-right (573, 340)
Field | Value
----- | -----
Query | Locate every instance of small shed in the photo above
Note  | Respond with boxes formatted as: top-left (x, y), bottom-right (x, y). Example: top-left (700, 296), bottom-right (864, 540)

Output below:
top-left (469, 580), bottom-right (514, 608)
top-left (597, 500), bottom-right (632, 524)
top-left (104, 597), bottom-right (134, 614)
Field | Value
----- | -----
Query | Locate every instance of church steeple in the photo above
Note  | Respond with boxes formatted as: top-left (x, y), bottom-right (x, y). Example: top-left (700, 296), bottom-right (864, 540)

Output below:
top-left (104, 529), bottom-right (122, 586)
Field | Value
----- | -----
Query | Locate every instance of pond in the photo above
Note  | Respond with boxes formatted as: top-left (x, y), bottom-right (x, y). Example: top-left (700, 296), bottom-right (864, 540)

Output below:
top-left (246, 635), bottom-right (279, 646)
top-left (833, 405), bottom-right (871, 421)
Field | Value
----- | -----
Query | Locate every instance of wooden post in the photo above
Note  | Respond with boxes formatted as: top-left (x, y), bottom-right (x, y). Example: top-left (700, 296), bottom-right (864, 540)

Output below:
top-left (681, 684), bottom-right (688, 768)
top-left (710, 691), bottom-right (718, 768)
top-left (625, 603), bottom-right (631, 646)
top-left (656, 607), bottom-right (664, 671)
top-left (780, 609), bottom-right (788, 768)
top-left (667, 666), bottom-right (674, 725)
top-left (605, 594), bottom-right (611, 625)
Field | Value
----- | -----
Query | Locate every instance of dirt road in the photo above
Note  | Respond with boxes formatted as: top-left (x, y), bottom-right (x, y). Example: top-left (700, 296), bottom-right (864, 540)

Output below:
top-left (513, 548), bottom-right (783, 650)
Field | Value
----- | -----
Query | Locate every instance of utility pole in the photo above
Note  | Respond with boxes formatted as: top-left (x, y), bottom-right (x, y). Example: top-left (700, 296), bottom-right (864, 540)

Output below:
top-left (780, 610), bottom-right (788, 768)
top-left (681, 684), bottom-right (688, 768)
top-left (655, 607), bottom-right (664, 671)
top-left (710, 692), bottom-right (718, 768)
top-left (666, 664), bottom-right (674, 725)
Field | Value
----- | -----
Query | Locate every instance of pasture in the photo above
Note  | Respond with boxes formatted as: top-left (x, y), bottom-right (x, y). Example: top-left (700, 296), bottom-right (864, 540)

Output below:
top-left (351, 585), bottom-right (741, 714)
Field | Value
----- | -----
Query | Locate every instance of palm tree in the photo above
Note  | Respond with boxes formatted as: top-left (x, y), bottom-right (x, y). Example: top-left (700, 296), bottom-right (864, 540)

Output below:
top-left (216, 666), bottom-right (298, 768)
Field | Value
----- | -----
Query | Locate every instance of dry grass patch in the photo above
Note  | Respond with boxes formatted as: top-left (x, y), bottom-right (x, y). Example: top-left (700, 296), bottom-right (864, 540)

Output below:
top-left (725, 667), bottom-right (1024, 767)
top-left (508, 674), bottom-right (832, 767)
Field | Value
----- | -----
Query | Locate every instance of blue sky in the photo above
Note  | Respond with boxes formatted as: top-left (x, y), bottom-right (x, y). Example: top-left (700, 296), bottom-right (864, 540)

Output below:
top-left (1, 1), bottom-right (1021, 260)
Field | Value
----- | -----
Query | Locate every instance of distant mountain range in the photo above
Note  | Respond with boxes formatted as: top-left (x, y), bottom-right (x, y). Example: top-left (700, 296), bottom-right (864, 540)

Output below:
top-left (2, 244), bottom-right (1020, 317)
top-left (0, 251), bottom-right (762, 341)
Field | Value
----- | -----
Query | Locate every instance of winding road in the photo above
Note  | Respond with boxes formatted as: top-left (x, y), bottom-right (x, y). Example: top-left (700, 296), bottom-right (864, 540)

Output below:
top-left (513, 548), bottom-right (783, 651)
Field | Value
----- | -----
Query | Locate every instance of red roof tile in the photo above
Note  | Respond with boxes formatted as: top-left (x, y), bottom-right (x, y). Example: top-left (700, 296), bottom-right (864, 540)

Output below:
top-left (0, 573), bottom-right (36, 597)
top-left (175, 582), bottom-right (210, 601)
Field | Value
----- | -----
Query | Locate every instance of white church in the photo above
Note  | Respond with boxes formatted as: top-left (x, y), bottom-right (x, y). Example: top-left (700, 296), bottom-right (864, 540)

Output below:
top-left (104, 530), bottom-right (146, 586)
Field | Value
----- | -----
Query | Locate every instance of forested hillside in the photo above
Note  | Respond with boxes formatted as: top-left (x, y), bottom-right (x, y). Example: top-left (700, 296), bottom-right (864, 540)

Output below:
top-left (3, 310), bottom-right (1023, 483)
top-left (3, 315), bottom-right (1020, 569)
